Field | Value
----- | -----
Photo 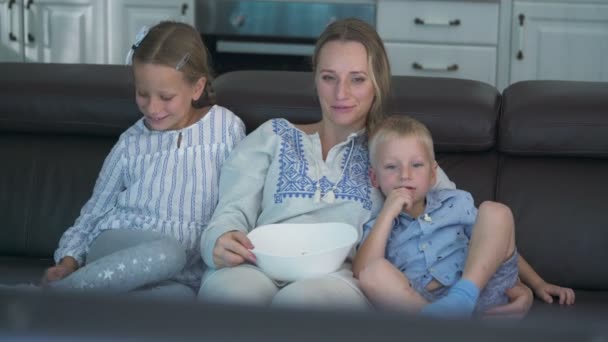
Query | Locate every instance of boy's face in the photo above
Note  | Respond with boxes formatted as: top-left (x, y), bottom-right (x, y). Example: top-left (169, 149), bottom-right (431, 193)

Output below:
top-left (370, 135), bottom-right (437, 207)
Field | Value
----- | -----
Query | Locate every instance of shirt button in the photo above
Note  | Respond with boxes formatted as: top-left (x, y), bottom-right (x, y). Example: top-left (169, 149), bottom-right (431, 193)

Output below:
top-left (429, 268), bottom-right (435, 272)
top-left (421, 243), bottom-right (427, 250)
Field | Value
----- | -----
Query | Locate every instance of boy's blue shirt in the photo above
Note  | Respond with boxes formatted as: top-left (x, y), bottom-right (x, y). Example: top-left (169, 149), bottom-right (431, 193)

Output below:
top-left (361, 189), bottom-right (478, 288)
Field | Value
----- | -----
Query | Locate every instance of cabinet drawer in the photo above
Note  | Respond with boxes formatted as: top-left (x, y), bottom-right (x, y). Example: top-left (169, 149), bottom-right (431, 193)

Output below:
top-left (377, 1), bottom-right (499, 45)
top-left (386, 43), bottom-right (497, 85)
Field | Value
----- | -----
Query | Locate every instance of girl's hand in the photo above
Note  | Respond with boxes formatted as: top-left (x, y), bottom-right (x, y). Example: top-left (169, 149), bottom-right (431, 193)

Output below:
top-left (483, 281), bottom-right (533, 319)
top-left (532, 281), bottom-right (576, 305)
top-left (42, 256), bottom-right (78, 286)
top-left (213, 231), bottom-right (256, 268)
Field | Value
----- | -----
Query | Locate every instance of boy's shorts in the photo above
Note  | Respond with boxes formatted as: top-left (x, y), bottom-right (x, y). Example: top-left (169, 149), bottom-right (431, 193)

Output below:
top-left (412, 250), bottom-right (519, 313)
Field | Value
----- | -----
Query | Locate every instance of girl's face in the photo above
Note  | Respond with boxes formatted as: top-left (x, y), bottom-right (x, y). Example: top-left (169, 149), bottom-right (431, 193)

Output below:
top-left (370, 135), bottom-right (437, 215)
top-left (134, 62), bottom-right (205, 131)
top-left (315, 40), bottom-right (375, 133)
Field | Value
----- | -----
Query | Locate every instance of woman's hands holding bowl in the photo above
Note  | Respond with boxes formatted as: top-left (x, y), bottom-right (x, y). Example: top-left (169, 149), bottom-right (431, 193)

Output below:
top-left (213, 231), bottom-right (257, 268)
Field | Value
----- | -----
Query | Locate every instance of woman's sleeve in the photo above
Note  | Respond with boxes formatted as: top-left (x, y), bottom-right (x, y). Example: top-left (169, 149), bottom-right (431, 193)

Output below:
top-left (200, 121), bottom-right (275, 268)
top-left (53, 137), bottom-right (126, 266)
top-left (433, 165), bottom-right (456, 190)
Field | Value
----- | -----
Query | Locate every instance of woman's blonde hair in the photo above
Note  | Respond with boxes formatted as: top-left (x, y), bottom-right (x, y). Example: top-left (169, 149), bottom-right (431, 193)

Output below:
top-left (132, 21), bottom-right (215, 107)
top-left (312, 18), bottom-right (391, 133)
top-left (368, 115), bottom-right (435, 166)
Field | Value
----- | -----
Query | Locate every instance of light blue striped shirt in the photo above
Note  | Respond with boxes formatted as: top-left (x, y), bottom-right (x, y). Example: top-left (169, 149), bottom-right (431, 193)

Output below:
top-left (55, 105), bottom-right (245, 287)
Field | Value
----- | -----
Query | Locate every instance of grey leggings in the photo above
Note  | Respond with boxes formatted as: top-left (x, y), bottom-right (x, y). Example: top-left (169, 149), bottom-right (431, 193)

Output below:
top-left (51, 230), bottom-right (194, 298)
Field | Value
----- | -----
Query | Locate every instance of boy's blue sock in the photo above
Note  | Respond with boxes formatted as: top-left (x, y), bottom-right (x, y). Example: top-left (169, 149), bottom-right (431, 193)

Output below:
top-left (421, 279), bottom-right (480, 318)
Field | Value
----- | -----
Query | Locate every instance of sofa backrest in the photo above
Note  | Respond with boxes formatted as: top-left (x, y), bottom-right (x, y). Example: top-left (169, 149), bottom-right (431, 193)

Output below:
top-left (0, 63), bottom-right (139, 258)
top-left (499, 80), bottom-right (608, 290)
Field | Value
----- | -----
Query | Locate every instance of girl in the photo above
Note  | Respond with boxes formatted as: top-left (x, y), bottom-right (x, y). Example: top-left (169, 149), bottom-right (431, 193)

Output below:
top-left (42, 21), bottom-right (245, 298)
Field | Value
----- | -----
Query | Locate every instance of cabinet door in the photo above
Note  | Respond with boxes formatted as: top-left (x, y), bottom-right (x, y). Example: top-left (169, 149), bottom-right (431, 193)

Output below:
top-left (108, 0), bottom-right (194, 65)
top-left (23, 0), bottom-right (106, 64)
top-left (0, 0), bottom-right (24, 62)
top-left (511, 2), bottom-right (608, 83)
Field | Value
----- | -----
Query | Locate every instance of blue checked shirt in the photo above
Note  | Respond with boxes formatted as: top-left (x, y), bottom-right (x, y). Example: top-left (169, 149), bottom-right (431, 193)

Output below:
top-left (361, 189), bottom-right (477, 289)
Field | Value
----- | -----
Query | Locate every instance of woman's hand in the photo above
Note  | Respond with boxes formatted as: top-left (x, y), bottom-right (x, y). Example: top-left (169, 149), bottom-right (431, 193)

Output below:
top-left (532, 281), bottom-right (575, 305)
top-left (483, 281), bottom-right (533, 319)
top-left (213, 231), bottom-right (257, 268)
top-left (42, 256), bottom-right (78, 286)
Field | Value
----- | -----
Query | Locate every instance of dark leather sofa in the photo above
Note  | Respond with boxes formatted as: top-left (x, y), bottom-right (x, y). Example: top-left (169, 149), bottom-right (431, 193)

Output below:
top-left (1, 63), bottom-right (607, 335)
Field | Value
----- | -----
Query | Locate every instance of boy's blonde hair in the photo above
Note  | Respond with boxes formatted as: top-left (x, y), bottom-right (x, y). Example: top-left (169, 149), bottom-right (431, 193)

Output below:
top-left (132, 21), bottom-right (215, 107)
top-left (369, 115), bottom-right (435, 166)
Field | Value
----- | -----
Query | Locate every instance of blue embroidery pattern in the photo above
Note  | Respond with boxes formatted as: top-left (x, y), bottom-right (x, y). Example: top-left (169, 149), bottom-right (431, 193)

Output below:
top-left (272, 119), bottom-right (372, 209)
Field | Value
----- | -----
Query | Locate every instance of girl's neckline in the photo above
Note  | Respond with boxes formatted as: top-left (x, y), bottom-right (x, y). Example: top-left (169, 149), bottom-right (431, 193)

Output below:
top-left (142, 104), bottom-right (216, 133)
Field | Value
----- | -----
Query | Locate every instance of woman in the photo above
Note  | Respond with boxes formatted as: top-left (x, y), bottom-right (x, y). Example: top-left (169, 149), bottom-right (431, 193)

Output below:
top-left (198, 18), bottom-right (536, 315)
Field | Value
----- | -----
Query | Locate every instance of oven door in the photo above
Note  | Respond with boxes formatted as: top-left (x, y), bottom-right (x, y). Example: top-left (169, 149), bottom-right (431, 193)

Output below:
top-left (196, 0), bottom-right (375, 74)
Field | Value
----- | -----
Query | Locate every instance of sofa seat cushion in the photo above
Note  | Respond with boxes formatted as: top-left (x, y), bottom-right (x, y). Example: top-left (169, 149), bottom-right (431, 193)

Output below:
top-left (0, 256), bottom-right (53, 285)
top-left (530, 290), bottom-right (608, 319)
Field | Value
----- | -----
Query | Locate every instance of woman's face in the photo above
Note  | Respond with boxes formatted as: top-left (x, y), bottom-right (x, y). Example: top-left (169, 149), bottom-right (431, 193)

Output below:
top-left (134, 62), bottom-right (205, 131)
top-left (315, 40), bottom-right (375, 133)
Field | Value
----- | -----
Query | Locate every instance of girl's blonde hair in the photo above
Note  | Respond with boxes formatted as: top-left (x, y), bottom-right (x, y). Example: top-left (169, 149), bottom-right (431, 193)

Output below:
top-left (368, 115), bottom-right (435, 166)
top-left (312, 18), bottom-right (391, 133)
top-left (132, 21), bottom-right (215, 107)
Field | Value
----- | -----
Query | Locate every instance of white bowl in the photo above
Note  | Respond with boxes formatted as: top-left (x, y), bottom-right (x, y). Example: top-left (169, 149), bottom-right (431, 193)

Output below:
top-left (247, 222), bottom-right (358, 282)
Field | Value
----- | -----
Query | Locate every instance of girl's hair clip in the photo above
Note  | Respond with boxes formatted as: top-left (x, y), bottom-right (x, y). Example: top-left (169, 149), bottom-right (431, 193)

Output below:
top-left (175, 53), bottom-right (191, 70)
top-left (125, 25), bottom-right (150, 65)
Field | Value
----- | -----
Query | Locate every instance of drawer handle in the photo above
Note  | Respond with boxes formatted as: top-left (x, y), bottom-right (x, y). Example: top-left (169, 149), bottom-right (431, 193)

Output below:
top-left (412, 62), bottom-right (459, 72)
top-left (516, 13), bottom-right (525, 60)
top-left (414, 18), bottom-right (461, 27)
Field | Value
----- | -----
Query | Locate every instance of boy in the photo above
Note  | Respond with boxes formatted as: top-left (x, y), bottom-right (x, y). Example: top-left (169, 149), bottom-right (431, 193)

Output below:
top-left (353, 115), bottom-right (573, 318)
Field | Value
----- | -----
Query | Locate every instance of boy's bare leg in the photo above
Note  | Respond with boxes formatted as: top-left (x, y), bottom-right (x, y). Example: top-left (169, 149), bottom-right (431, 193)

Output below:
top-left (358, 258), bottom-right (428, 313)
top-left (462, 201), bottom-right (516, 289)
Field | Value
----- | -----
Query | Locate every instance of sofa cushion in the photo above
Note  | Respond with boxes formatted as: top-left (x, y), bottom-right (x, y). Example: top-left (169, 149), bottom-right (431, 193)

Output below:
top-left (497, 157), bottom-right (608, 290)
top-left (500, 80), bottom-right (608, 157)
top-left (0, 63), bottom-right (136, 260)
top-left (391, 76), bottom-right (500, 152)
top-left (0, 63), bottom-right (139, 136)
top-left (498, 80), bottom-right (608, 289)
top-left (214, 70), bottom-right (321, 133)
top-left (215, 71), bottom-right (501, 154)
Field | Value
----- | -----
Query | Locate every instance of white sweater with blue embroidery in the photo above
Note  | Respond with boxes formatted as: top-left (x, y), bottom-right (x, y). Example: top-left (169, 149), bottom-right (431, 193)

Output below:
top-left (54, 105), bottom-right (245, 288)
top-left (200, 119), bottom-right (455, 269)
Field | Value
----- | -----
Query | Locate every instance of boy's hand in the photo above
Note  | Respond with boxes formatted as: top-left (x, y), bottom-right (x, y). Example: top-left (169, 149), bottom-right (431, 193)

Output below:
top-left (381, 188), bottom-right (414, 219)
top-left (533, 281), bottom-right (575, 305)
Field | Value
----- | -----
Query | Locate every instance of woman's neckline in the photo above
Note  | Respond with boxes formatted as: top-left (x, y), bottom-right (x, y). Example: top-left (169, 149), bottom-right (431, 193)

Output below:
top-left (292, 120), bottom-right (364, 141)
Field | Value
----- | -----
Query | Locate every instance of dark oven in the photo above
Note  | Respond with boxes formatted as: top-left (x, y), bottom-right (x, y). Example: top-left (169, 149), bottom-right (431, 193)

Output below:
top-left (195, 0), bottom-right (375, 75)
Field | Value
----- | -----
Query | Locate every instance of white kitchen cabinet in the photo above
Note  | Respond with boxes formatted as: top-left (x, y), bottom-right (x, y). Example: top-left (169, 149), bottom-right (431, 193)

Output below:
top-left (510, 1), bottom-right (608, 84)
top-left (377, 0), bottom-right (500, 86)
top-left (108, 0), bottom-right (194, 65)
top-left (0, 0), bottom-right (106, 63)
